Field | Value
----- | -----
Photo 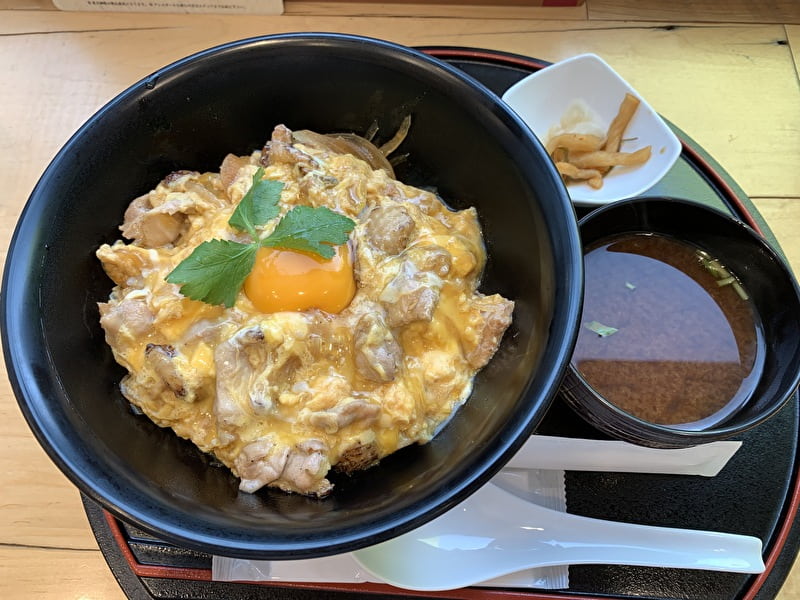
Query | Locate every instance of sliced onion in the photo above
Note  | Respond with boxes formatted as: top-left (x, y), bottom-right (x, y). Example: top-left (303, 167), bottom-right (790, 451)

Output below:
top-left (293, 129), bottom-right (395, 177)
top-left (379, 115), bottom-right (412, 157)
top-left (334, 133), bottom-right (396, 176)
top-left (364, 120), bottom-right (379, 143)
top-left (293, 117), bottom-right (412, 179)
top-left (220, 153), bottom-right (249, 188)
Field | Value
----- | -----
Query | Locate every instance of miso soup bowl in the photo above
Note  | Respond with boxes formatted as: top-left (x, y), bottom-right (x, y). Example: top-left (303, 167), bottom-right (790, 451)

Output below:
top-left (560, 197), bottom-right (800, 448)
top-left (1, 33), bottom-right (582, 558)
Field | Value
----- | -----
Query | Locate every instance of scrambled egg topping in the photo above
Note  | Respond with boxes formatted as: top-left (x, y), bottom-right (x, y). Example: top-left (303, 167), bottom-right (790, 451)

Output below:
top-left (97, 125), bottom-right (514, 497)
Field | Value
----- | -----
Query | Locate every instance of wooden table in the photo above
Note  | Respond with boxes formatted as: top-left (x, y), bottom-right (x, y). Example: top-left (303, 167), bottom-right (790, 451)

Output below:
top-left (2, 1), bottom-right (799, 598)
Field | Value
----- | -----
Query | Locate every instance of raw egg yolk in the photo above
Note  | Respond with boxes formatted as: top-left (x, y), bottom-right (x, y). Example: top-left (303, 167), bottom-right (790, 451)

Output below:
top-left (244, 244), bottom-right (356, 314)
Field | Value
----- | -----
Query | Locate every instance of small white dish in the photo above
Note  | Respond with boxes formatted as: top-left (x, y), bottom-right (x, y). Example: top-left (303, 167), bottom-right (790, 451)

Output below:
top-left (502, 53), bottom-right (682, 206)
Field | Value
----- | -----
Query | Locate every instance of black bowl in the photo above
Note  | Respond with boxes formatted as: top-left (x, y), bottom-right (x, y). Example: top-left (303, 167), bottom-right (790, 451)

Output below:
top-left (560, 197), bottom-right (800, 448)
top-left (1, 33), bottom-right (582, 558)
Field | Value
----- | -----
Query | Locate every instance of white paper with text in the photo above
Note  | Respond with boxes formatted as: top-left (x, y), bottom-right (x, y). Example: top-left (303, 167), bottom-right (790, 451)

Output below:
top-left (53, 0), bottom-right (283, 14)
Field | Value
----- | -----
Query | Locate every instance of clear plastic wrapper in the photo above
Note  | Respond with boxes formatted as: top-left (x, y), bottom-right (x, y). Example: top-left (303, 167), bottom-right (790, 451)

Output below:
top-left (213, 468), bottom-right (569, 589)
top-left (213, 435), bottom-right (741, 589)
top-left (507, 435), bottom-right (741, 476)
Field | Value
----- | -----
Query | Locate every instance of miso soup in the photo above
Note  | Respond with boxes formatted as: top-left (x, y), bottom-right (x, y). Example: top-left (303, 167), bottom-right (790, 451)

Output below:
top-left (573, 233), bottom-right (764, 428)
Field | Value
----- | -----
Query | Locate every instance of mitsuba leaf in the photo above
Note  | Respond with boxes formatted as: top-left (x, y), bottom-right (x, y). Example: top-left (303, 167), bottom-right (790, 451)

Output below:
top-left (262, 205), bottom-right (356, 259)
top-left (167, 179), bottom-right (353, 307)
top-left (228, 167), bottom-right (283, 238)
top-left (166, 239), bottom-right (258, 307)
top-left (585, 320), bottom-right (618, 337)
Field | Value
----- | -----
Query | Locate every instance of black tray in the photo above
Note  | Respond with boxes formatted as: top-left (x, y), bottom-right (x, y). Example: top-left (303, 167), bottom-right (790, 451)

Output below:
top-left (82, 48), bottom-right (800, 600)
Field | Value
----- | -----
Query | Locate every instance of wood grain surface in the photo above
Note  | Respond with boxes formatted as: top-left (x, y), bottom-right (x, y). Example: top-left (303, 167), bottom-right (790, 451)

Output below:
top-left (1, 1), bottom-right (799, 599)
top-left (589, 0), bottom-right (800, 24)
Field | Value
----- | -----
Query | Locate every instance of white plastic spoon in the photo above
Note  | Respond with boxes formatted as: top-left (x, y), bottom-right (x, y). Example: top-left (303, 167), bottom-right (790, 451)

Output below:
top-left (352, 482), bottom-right (764, 591)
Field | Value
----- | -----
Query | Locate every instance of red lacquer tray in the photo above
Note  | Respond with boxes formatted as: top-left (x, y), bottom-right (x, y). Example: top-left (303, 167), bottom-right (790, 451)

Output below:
top-left (82, 48), bottom-right (800, 600)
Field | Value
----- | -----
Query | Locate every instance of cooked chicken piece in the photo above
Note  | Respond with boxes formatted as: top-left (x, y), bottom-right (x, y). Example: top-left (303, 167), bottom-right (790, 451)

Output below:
top-left (98, 297), bottom-right (154, 344)
top-left (295, 170), bottom-right (346, 215)
top-left (120, 194), bottom-right (186, 247)
top-left (280, 439), bottom-right (333, 497)
top-left (262, 124), bottom-right (318, 171)
top-left (363, 205), bottom-right (416, 255)
top-left (380, 260), bottom-right (443, 328)
top-left (162, 170), bottom-right (196, 185)
top-left (96, 242), bottom-right (153, 287)
top-left (144, 343), bottom-right (202, 402)
top-left (235, 436), bottom-right (291, 493)
top-left (353, 312), bottom-right (402, 382)
top-left (213, 327), bottom-right (266, 440)
top-left (303, 374), bottom-right (352, 412)
top-left (464, 294), bottom-right (515, 369)
top-left (399, 187), bottom-right (445, 217)
top-left (336, 439), bottom-right (380, 474)
top-left (404, 244), bottom-right (452, 278)
top-left (184, 179), bottom-right (226, 206)
top-left (213, 315), bottom-right (319, 442)
top-left (305, 398), bottom-right (380, 434)
top-left (120, 170), bottom-right (226, 248)
top-left (220, 153), bottom-right (249, 189)
top-left (420, 349), bottom-right (463, 408)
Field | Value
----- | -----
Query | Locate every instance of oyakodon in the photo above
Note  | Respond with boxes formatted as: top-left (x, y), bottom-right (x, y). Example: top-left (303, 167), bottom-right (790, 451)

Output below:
top-left (96, 124), bottom-right (513, 497)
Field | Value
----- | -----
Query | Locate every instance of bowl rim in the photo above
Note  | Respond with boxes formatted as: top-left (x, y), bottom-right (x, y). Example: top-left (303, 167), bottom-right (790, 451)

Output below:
top-left (1, 32), bottom-right (584, 557)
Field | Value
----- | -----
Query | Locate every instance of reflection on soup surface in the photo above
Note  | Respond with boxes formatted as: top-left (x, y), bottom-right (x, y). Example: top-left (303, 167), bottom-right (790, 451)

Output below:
top-left (573, 233), bottom-right (762, 428)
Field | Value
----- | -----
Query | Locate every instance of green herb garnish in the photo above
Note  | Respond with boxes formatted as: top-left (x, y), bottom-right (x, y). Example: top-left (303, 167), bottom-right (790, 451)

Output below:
top-left (228, 167), bottom-right (282, 238)
top-left (262, 205), bottom-right (355, 259)
top-left (166, 239), bottom-right (260, 308)
top-left (696, 250), bottom-right (750, 301)
top-left (586, 320), bottom-right (619, 337)
top-left (166, 168), bottom-right (355, 307)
